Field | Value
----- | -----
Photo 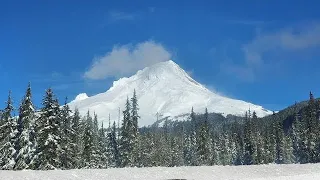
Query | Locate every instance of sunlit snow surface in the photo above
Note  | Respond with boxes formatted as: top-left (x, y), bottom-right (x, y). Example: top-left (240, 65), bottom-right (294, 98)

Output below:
top-left (2, 164), bottom-right (320, 180)
top-left (69, 60), bottom-right (272, 126)
top-left (73, 93), bottom-right (89, 101)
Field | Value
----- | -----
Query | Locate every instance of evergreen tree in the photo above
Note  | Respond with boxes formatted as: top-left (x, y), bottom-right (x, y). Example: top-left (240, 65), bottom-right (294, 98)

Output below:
top-left (92, 113), bottom-right (101, 166)
top-left (60, 98), bottom-right (73, 169)
top-left (234, 132), bottom-right (244, 165)
top-left (81, 111), bottom-right (99, 168)
top-left (170, 136), bottom-right (184, 167)
top-left (211, 134), bottom-right (221, 165)
top-left (255, 131), bottom-right (265, 164)
top-left (196, 108), bottom-right (211, 165)
top-left (251, 111), bottom-right (264, 165)
top-left (107, 121), bottom-right (120, 167)
top-left (268, 121), bottom-right (277, 163)
top-left (283, 135), bottom-right (295, 164)
top-left (159, 133), bottom-right (172, 166)
top-left (70, 108), bottom-right (81, 168)
top-left (29, 88), bottom-right (62, 170)
top-left (304, 92), bottom-right (318, 163)
top-left (131, 89), bottom-right (139, 138)
top-left (119, 93), bottom-right (139, 167)
top-left (130, 90), bottom-right (140, 166)
top-left (0, 91), bottom-right (17, 169)
top-left (119, 97), bottom-right (131, 167)
top-left (93, 113), bottom-right (99, 138)
top-left (189, 107), bottom-right (198, 165)
top-left (136, 132), bottom-right (153, 167)
top-left (243, 111), bottom-right (254, 165)
top-left (291, 110), bottom-right (302, 163)
top-left (190, 107), bottom-right (196, 131)
top-left (263, 126), bottom-right (273, 164)
top-left (14, 83), bottom-right (35, 170)
top-left (97, 122), bottom-right (107, 168)
top-left (183, 129), bottom-right (194, 165)
top-left (275, 122), bottom-right (285, 164)
top-left (220, 132), bottom-right (232, 165)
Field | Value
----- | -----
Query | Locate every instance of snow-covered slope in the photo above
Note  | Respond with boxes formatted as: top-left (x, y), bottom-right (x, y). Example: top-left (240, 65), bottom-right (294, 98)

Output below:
top-left (72, 93), bottom-right (89, 102)
top-left (69, 60), bottom-right (272, 126)
top-left (2, 164), bottom-right (320, 180)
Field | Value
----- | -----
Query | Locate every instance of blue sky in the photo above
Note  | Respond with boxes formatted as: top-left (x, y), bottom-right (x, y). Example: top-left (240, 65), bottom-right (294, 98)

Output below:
top-left (1, 0), bottom-right (320, 112)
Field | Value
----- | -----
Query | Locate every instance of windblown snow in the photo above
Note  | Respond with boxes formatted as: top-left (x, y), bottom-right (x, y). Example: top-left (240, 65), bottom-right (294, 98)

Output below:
top-left (69, 60), bottom-right (272, 126)
top-left (2, 164), bottom-right (320, 180)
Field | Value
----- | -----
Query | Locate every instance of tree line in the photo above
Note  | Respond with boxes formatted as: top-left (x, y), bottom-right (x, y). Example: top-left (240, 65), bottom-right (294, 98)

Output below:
top-left (0, 83), bottom-right (320, 170)
top-left (146, 92), bottom-right (320, 166)
top-left (0, 84), bottom-right (139, 170)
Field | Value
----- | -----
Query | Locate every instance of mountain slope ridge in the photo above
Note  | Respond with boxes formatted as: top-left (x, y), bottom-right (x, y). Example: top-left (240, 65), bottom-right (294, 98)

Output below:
top-left (69, 60), bottom-right (272, 126)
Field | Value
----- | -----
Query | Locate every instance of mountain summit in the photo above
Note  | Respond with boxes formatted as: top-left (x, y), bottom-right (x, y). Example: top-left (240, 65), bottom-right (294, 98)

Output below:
top-left (69, 60), bottom-right (272, 126)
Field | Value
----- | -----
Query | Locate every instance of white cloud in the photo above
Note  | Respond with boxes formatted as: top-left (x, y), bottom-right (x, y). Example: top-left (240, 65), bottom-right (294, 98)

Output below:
top-left (243, 22), bottom-right (320, 65)
top-left (224, 22), bottom-right (320, 82)
top-left (84, 41), bottom-right (172, 79)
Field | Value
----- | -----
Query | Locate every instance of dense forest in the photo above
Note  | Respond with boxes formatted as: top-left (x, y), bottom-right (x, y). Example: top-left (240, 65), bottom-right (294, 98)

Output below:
top-left (0, 83), bottom-right (320, 170)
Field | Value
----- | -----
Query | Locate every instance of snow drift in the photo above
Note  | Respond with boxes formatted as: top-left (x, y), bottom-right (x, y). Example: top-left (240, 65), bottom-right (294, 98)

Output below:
top-left (2, 163), bottom-right (320, 180)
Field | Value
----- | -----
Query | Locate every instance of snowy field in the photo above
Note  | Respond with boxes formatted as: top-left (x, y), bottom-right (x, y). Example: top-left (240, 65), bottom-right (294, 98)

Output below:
top-left (1, 163), bottom-right (320, 180)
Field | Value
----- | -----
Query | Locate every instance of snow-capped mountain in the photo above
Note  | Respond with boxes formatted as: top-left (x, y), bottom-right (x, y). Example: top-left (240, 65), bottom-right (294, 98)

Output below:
top-left (69, 60), bottom-right (272, 126)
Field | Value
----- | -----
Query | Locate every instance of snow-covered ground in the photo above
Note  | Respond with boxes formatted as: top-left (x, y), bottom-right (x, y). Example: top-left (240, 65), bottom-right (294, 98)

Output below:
top-left (2, 163), bottom-right (320, 180)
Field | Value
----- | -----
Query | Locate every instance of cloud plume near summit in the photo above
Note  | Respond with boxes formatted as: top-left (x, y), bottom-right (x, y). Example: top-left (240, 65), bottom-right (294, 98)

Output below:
top-left (84, 41), bottom-right (172, 80)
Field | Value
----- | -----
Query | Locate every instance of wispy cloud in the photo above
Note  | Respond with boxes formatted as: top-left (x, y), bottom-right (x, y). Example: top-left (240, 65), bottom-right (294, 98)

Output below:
top-left (84, 40), bottom-right (172, 80)
top-left (108, 11), bottom-right (135, 22)
top-left (30, 72), bottom-right (83, 91)
top-left (30, 72), bottom-right (65, 83)
top-left (243, 22), bottom-right (320, 65)
top-left (222, 22), bottom-right (320, 82)
top-left (226, 19), bottom-right (268, 26)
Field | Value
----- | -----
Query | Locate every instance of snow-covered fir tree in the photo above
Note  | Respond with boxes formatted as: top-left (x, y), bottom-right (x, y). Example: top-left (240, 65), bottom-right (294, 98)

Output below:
top-left (183, 127), bottom-right (194, 166)
top-left (196, 108), bottom-right (211, 165)
top-left (91, 113), bottom-right (101, 166)
top-left (29, 88), bottom-right (62, 170)
top-left (211, 134), bottom-right (221, 165)
top-left (170, 136), bottom-right (184, 167)
top-left (70, 108), bottom-right (82, 168)
top-left (0, 91), bottom-right (17, 170)
top-left (220, 132), bottom-right (232, 165)
top-left (81, 111), bottom-right (99, 168)
top-left (14, 83), bottom-right (35, 170)
top-left (189, 107), bottom-right (198, 166)
top-left (136, 132), bottom-right (154, 167)
top-left (304, 92), bottom-right (319, 163)
top-left (283, 135), bottom-right (295, 164)
top-left (60, 98), bottom-right (73, 169)
top-left (119, 97), bottom-right (135, 167)
top-left (106, 121), bottom-right (120, 167)
top-left (243, 111), bottom-right (254, 165)
top-left (131, 89), bottom-right (139, 139)
top-left (97, 122), bottom-right (107, 168)
top-left (291, 115), bottom-right (302, 163)
top-left (275, 121), bottom-right (285, 164)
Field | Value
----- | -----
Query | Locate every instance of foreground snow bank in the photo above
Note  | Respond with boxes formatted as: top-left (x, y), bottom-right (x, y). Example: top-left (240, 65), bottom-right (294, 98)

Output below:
top-left (1, 163), bottom-right (320, 180)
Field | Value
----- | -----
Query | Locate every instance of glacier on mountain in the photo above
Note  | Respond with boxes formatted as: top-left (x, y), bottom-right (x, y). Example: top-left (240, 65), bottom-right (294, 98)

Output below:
top-left (69, 60), bottom-right (272, 126)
